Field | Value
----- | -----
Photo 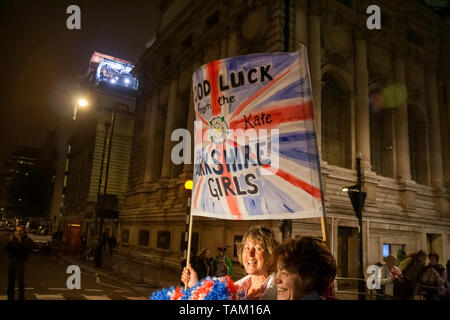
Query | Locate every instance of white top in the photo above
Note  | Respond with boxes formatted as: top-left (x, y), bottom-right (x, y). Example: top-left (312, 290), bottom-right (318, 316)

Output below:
top-left (379, 265), bottom-right (401, 296)
top-left (235, 273), bottom-right (278, 300)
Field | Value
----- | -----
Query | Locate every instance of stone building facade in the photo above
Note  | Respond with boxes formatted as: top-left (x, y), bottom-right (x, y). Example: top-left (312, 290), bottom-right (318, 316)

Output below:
top-left (62, 81), bottom-right (135, 246)
top-left (121, 0), bottom-right (450, 281)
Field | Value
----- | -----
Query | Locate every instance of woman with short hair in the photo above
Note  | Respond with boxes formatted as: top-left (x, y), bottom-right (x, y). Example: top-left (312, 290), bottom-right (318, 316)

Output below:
top-left (274, 236), bottom-right (337, 300)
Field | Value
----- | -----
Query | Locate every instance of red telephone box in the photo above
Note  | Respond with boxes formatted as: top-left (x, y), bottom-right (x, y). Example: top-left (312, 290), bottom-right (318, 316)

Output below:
top-left (65, 223), bottom-right (81, 255)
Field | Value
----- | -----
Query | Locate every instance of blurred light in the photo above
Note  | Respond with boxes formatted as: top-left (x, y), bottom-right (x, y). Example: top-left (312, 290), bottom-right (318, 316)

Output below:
top-left (110, 79), bottom-right (116, 84)
top-left (185, 180), bottom-right (193, 190)
top-left (342, 187), bottom-right (349, 192)
top-left (124, 78), bottom-right (130, 84)
top-left (356, 152), bottom-right (362, 160)
top-left (78, 99), bottom-right (88, 107)
top-left (382, 84), bottom-right (407, 109)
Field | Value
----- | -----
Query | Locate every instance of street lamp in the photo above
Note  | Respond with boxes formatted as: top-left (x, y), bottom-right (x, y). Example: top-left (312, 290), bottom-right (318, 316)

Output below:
top-left (95, 105), bottom-right (117, 268)
top-left (73, 98), bottom-right (89, 120)
top-left (343, 152), bottom-right (366, 300)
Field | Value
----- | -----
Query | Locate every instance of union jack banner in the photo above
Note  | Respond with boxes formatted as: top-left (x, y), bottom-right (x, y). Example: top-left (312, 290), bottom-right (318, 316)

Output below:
top-left (191, 47), bottom-right (324, 220)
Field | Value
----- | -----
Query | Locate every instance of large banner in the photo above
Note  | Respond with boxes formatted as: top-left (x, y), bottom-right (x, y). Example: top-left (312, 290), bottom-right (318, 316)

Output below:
top-left (191, 47), bottom-right (323, 220)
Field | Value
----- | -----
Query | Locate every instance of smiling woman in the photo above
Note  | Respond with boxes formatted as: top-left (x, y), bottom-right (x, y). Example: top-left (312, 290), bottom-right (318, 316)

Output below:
top-left (181, 225), bottom-right (278, 300)
top-left (234, 226), bottom-right (278, 300)
top-left (274, 237), bottom-right (337, 300)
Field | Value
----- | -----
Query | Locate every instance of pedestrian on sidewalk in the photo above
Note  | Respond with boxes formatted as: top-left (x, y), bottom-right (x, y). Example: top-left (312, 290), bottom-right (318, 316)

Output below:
top-left (5, 226), bottom-right (33, 300)
top-left (79, 233), bottom-right (87, 260)
top-left (107, 234), bottom-right (117, 267)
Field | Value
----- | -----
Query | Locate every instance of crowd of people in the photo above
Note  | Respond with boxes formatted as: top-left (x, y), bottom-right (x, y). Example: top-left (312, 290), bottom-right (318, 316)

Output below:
top-left (376, 250), bottom-right (450, 300)
top-left (181, 225), bottom-right (450, 301)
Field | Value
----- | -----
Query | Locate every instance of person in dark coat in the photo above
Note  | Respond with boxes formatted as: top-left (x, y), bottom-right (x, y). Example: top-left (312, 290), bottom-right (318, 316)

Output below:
top-left (5, 226), bottom-right (33, 300)
top-left (191, 248), bottom-right (213, 280)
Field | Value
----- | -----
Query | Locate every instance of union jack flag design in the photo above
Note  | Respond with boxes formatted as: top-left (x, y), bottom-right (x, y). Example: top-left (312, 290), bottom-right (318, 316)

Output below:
top-left (191, 47), bottom-right (324, 220)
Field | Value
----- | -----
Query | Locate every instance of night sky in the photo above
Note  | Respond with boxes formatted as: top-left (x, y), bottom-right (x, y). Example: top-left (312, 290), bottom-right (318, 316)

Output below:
top-left (0, 0), bottom-right (159, 170)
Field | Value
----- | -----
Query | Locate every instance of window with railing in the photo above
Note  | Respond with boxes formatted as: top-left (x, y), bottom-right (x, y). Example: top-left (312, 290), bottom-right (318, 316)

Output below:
top-left (138, 229), bottom-right (149, 246)
top-left (157, 230), bottom-right (171, 249)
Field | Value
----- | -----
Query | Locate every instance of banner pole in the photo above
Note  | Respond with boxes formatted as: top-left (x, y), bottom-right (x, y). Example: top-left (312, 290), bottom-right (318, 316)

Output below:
top-left (185, 212), bottom-right (193, 291)
top-left (301, 44), bottom-right (328, 244)
top-left (320, 217), bottom-right (327, 242)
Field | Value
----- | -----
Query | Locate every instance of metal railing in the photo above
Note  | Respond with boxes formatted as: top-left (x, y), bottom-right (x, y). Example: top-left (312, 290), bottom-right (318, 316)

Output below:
top-left (334, 276), bottom-right (449, 300)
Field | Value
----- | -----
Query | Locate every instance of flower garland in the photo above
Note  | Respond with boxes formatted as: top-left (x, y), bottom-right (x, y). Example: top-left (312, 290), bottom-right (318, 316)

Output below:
top-left (151, 276), bottom-right (244, 300)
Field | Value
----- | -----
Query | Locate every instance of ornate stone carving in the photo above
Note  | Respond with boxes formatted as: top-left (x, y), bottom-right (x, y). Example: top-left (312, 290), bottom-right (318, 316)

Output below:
top-left (325, 50), bottom-right (347, 69)
top-left (407, 88), bottom-right (421, 102)
top-left (368, 70), bottom-right (386, 89)
top-left (308, 0), bottom-right (323, 17)
top-left (241, 7), bottom-right (267, 42)
top-left (332, 9), bottom-right (349, 27)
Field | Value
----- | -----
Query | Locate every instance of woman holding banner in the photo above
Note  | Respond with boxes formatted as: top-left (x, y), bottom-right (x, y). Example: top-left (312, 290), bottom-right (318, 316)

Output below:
top-left (181, 225), bottom-right (278, 300)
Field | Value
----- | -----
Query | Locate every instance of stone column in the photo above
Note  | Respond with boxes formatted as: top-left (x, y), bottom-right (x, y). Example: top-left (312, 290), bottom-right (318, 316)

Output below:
top-left (308, 6), bottom-right (322, 154)
top-left (354, 32), bottom-right (372, 170)
top-left (183, 61), bottom-right (202, 176)
top-left (393, 57), bottom-right (411, 181)
top-left (160, 73), bottom-right (179, 180)
top-left (426, 66), bottom-right (444, 188)
top-left (382, 109), bottom-right (397, 179)
top-left (295, 0), bottom-right (308, 48)
top-left (441, 75), bottom-right (450, 188)
top-left (227, 30), bottom-right (237, 57)
top-left (415, 123), bottom-right (431, 186)
top-left (143, 93), bottom-right (160, 183)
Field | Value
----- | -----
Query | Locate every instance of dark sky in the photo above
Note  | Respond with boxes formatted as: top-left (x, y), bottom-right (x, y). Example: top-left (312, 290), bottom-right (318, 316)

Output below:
top-left (0, 0), bottom-right (159, 169)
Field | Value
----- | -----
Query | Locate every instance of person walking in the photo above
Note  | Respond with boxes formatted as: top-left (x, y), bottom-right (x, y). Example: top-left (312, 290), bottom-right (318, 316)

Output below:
top-left (107, 234), bottom-right (117, 267)
top-left (5, 226), bottom-right (33, 300)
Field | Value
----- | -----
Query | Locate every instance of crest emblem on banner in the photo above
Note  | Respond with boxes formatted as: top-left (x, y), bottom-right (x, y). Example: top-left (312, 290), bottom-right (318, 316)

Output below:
top-left (209, 116), bottom-right (228, 144)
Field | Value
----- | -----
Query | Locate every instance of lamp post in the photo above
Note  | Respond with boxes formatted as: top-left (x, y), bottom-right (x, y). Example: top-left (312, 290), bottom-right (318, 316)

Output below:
top-left (95, 105), bottom-right (116, 268)
top-left (344, 153), bottom-right (367, 300)
top-left (94, 121), bottom-right (110, 237)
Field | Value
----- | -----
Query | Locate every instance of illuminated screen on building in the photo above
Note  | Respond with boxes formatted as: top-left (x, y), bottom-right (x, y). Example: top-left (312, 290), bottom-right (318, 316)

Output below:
top-left (95, 58), bottom-right (138, 90)
top-left (382, 244), bottom-right (391, 258)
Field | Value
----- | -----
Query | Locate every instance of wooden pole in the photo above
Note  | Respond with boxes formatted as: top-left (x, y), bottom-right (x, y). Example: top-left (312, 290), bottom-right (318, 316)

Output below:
top-left (320, 216), bottom-right (327, 242)
top-left (184, 212), bottom-right (193, 290)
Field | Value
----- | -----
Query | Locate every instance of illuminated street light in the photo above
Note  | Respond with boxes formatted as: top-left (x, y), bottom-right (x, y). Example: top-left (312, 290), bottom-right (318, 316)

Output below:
top-left (73, 98), bottom-right (89, 120)
top-left (184, 180), bottom-right (193, 190)
top-left (78, 99), bottom-right (88, 107)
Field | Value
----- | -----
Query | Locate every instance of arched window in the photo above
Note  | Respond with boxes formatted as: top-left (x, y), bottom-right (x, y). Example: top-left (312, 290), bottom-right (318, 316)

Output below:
top-left (321, 75), bottom-right (351, 168)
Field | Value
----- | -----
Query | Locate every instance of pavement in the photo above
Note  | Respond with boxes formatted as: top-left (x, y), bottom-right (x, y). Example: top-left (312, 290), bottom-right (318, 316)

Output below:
top-left (0, 230), bottom-right (170, 300)
top-left (56, 249), bottom-right (182, 294)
